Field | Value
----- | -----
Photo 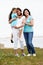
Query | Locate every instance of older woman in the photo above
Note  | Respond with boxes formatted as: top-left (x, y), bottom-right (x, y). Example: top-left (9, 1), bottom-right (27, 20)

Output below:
top-left (9, 8), bottom-right (26, 57)
top-left (23, 9), bottom-right (36, 56)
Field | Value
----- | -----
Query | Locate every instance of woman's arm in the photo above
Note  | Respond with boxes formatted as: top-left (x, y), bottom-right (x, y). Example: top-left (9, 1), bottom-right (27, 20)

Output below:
top-left (12, 19), bottom-right (26, 29)
top-left (26, 19), bottom-right (34, 26)
top-left (17, 19), bottom-right (26, 28)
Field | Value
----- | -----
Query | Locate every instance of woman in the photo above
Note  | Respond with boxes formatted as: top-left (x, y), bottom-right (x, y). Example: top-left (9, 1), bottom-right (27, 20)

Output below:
top-left (15, 8), bottom-right (26, 56)
top-left (9, 8), bottom-right (26, 57)
top-left (23, 9), bottom-right (36, 56)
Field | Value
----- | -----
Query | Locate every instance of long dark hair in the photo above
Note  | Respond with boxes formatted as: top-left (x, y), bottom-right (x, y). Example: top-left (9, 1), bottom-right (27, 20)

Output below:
top-left (17, 8), bottom-right (22, 16)
top-left (9, 8), bottom-right (16, 21)
top-left (23, 9), bottom-right (31, 16)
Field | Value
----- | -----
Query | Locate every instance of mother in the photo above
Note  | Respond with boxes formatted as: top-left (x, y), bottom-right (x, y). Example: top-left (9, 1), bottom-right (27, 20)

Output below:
top-left (23, 9), bottom-right (36, 56)
top-left (9, 8), bottom-right (26, 57)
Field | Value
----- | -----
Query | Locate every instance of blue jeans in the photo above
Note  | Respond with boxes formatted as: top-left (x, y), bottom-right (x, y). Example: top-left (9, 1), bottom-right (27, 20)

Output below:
top-left (24, 32), bottom-right (35, 54)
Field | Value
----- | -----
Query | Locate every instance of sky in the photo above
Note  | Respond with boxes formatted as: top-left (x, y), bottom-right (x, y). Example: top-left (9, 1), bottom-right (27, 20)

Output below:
top-left (0, 0), bottom-right (43, 37)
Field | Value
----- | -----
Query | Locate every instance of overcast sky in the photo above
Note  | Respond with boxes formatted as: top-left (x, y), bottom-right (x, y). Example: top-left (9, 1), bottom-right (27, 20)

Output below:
top-left (0, 0), bottom-right (43, 37)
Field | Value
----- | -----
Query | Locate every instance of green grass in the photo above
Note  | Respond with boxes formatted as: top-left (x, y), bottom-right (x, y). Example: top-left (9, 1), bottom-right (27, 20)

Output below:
top-left (0, 47), bottom-right (43, 65)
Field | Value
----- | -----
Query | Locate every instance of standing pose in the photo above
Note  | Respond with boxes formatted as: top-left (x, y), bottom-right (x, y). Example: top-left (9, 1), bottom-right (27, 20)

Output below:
top-left (13, 8), bottom-right (26, 56)
top-left (23, 9), bottom-right (36, 56)
top-left (9, 8), bottom-right (26, 57)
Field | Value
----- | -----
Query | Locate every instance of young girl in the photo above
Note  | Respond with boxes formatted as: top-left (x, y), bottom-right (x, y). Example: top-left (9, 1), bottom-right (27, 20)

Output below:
top-left (9, 8), bottom-right (17, 43)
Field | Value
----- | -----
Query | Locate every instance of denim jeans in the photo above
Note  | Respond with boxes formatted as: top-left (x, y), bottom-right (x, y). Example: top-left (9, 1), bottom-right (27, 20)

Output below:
top-left (24, 32), bottom-right (35, 54)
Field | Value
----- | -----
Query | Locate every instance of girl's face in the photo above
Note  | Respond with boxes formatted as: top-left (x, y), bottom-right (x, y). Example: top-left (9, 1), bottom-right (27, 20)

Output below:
top-left (13, 9), bottom-right (17, 13)
top-left (24, 10), bottom-right (29, 17)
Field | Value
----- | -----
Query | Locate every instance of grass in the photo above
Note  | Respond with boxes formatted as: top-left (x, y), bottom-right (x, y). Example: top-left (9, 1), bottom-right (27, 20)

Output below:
top-left (0, 47), bottom-right (43, 65)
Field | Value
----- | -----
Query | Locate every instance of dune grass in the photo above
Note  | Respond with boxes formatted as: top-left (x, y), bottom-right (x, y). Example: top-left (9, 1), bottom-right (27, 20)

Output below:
top-left (0, 47), bottom-right (43, 65)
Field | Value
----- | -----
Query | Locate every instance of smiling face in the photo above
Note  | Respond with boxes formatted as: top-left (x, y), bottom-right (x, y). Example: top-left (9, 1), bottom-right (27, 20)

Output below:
top-left (23, 9), bottom-right (31, 17)
top-left (17, 10), bottom-right (21, 16)
top-left (24, 10), bottom-right (29, 17)
top-left (17, 8), bottom-right (22, 16)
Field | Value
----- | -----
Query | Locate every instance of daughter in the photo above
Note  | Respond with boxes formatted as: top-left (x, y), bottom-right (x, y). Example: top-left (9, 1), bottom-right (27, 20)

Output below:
top-left (9, 8), bottom-right (17, 43)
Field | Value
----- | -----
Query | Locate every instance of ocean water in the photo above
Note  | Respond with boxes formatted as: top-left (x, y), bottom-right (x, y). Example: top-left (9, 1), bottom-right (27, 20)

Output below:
top-left (0, 36), bottom-right (43, 48)
top-left (33, 36), bottom-right (43, 48)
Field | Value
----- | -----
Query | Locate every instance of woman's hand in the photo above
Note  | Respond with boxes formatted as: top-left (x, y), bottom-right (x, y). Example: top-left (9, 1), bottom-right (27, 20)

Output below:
top-left (26, 19), bottom-right (34, 26)
top-left (14, 26), bottom-right (19, 29)
top-left (12, 26), bottom-right (18, 29)
top-left (25, 23), bottom-right (28, 25)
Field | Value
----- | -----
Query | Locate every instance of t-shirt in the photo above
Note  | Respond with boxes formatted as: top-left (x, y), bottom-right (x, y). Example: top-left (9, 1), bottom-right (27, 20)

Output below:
top-left (24, 16), bottom-right (33, 32)
top-left (11, 13), bottom-right (17, 26)
top-left (16, 16), bottom-right (25, 30)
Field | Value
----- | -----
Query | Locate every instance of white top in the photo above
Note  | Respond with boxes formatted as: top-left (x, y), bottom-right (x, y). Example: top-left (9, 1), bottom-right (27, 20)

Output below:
top-left (16, 16), bottom-right (25, 30)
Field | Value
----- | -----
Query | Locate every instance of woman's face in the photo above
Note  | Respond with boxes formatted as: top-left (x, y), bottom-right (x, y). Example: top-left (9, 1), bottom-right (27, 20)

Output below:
top-left (24, 10), bottom-right (29, 17)
top-left (17, 10), bottom-right (21, 16)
